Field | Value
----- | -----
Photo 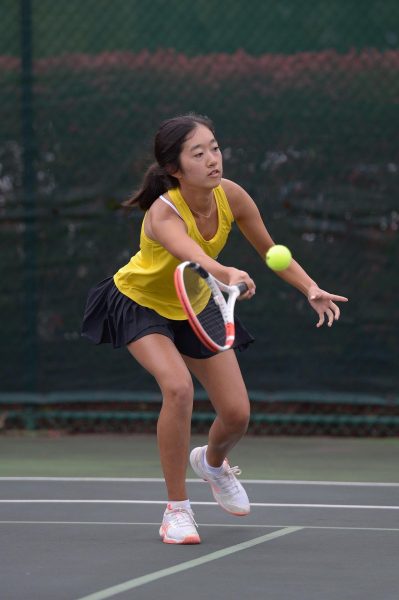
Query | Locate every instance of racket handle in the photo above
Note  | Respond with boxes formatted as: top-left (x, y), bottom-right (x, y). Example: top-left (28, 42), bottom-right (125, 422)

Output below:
top-left (189, 262), bottom-right (209, 279)
top-left (237, 282), bottom-right (248, 295)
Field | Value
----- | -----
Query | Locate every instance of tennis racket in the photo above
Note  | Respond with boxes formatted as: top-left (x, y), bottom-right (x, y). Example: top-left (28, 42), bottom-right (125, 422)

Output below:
top-left (174, 261), bottom-right (248, 353)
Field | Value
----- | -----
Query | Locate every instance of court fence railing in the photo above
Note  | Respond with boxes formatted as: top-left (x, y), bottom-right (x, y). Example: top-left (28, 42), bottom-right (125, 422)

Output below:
top-left (1, 391), bottom-right (398, 437)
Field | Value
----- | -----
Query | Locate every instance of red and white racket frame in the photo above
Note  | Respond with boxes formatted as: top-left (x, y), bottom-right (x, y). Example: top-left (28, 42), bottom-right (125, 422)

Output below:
top-left (174, 261), bottom-right (247, 353)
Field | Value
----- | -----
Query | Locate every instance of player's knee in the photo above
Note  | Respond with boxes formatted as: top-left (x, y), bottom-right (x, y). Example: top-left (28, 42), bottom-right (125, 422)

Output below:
top-left (236, 410), bottom-right (250, 434)
top-left (224, 407), bottom-right (250, 434)
top-left (161, 376), bottom-right (194, 414)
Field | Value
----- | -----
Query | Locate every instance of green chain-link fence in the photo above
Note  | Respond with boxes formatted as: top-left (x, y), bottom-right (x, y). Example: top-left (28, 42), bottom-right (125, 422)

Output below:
top-left (1, 1), bottom-right (398, 433)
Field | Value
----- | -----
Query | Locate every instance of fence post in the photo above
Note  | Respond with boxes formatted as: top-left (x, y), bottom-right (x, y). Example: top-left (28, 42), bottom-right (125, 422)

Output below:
top-left (20, 0), bottom-right (38, 392)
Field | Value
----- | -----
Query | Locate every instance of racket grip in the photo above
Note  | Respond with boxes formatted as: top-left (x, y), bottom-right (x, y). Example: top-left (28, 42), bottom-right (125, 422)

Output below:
top-left (237, 282), bottom-right (248, 295)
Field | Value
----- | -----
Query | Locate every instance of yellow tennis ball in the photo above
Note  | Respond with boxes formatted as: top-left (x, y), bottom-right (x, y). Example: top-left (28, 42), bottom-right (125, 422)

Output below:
top-left (265, 245), bottom-right (292, 271)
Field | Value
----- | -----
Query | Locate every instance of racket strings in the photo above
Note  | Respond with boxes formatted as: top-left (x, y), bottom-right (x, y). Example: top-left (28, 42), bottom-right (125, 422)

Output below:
top-left (183, 269), bottom-right (227, 347)
top-left (197, 298), bottom-right (226, 346)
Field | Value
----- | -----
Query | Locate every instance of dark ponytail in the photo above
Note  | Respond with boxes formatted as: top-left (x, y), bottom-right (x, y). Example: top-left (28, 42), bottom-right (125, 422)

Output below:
top-left (123, 113), bottom-right (215, 211)
top-left (123, 163), bottom-right (178, 210)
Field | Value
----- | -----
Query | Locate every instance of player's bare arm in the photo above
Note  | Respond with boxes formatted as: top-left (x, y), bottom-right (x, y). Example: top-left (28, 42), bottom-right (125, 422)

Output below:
top-left (222, 178), bottom-right (348, 326)
top-left (223, 178), bottom-right (315, 291)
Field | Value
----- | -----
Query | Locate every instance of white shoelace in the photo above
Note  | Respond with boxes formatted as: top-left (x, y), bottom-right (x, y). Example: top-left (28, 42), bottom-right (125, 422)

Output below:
top-left (213, 465), bottom-right (242, 496)
top-left (167, 508), bottom-right (198, 529)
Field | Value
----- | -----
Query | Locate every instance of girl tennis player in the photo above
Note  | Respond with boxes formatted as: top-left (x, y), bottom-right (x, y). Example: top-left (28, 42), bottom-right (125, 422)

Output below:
top-left (82, 113), bottom-right (348, 544)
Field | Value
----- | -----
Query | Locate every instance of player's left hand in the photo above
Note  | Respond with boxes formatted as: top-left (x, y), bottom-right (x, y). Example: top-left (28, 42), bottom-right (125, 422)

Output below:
top-left (307, 285), bottom-right (348, 328)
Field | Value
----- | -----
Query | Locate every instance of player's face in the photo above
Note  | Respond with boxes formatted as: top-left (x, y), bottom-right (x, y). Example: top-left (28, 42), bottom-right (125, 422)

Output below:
top-left (174, 124), bottom-right (223, 189)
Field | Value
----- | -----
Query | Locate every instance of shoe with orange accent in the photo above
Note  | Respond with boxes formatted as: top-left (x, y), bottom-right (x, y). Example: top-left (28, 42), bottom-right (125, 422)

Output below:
top-left (159, 504), bottom-right (201, 544)
top-left (190, 446), bottom-right (250, 516)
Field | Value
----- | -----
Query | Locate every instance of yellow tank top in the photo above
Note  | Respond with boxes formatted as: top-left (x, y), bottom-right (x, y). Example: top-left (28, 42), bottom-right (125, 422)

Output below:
top-left (113, 185), bottom-right (234, 319)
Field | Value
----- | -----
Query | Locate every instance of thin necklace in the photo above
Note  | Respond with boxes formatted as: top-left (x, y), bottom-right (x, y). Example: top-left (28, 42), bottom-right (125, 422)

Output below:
top-left (190, 201), bottom-right (214, 219)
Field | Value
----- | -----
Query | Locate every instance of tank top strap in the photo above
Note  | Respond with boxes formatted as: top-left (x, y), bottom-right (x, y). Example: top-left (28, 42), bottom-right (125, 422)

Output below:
top-left (159, 194), bottom-right (182, 218)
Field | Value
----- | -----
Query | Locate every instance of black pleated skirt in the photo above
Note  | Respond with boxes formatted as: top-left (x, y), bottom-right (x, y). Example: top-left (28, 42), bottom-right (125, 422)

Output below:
top-left (81, 277), bottom-right (254, 359)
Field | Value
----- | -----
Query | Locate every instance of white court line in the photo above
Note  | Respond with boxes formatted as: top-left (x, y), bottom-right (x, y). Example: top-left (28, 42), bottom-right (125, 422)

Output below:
top-left (1, 499), bottom-right (398, 510)
top-left (1, 520), bottom-right (398, 532)
top-left (1, 477), bottom-right (398, 487)
top-left (74, 526), bottom-right (302, 600)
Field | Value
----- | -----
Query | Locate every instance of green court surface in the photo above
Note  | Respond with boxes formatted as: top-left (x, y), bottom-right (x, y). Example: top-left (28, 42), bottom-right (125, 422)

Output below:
top-left (1, 433), bottom-right (398, 482)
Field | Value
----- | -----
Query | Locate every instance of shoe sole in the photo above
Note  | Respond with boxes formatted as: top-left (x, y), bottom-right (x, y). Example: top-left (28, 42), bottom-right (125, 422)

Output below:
top-left (159, 528), bottom-right (201, 544)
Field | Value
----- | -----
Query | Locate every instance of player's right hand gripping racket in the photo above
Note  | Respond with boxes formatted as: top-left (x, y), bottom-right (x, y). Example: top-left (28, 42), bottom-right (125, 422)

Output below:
top-left (174, 261), bottom-right (248, 353)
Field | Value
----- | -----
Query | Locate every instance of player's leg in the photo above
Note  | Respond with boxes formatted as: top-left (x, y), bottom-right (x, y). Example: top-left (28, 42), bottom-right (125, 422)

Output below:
top-left (127, 333), bottom-right (194, 501)
top-left (183, 349), bottom-right (250, 467)
top-left (183, 350), bottom-right (251, 515)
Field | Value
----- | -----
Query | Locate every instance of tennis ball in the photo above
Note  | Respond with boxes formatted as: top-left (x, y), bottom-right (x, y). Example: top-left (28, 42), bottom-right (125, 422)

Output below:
top-left (265, 245), bottom-right (292, 271)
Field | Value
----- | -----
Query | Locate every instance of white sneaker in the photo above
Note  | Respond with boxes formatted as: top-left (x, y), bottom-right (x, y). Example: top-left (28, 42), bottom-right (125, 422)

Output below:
top-left (190, 446), bottom-right (250, 516)
top-left (159, 504), bottom-right (201, 544)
